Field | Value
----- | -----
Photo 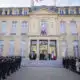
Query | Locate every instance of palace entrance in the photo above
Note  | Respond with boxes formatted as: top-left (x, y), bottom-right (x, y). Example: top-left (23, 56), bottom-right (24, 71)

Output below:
top-left (39, 40), bottom-right (48, 54)
top-left (30, 40), bottom-right (57, 60)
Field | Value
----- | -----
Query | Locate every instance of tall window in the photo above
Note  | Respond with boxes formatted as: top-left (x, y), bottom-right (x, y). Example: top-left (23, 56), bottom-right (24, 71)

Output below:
top-left (19, 8), bottom-right (22, 15)
top-left (9, 9), bottom-right (12, 15)
top-left (70, 8), bottom-right (74, 14)
top-left (20, 40), bottom-right (26, 56)
top-left (11, 21), bottom-right (17, 35)
top-left (73, 40), bottom-right (79, 57)
top-left (24, 8), bottom-right (28, 15)
top-left (49, 40), bottom-right (57, 57)
top-left (61, 41), bottom-right (67, 57)
top-left (1, 21), bottom-right (6, 34)
top-left (0, 9), bottom-right (2, 15)
top-left (60, 21), bottom-right (66, 34)
top-left (79, 8), bottom-right (80, 14)
top-left (9, 40), bottom-right (14, 56)
top-left (65, 8), bottom-right (68, 15)
top-left (14, 9), bottom-right (18, 15)
top-left (30, 40), bottom-right (37, 53)
top-left (0, 40), bottom-right (4, 56)
top-left (4, 9), bottom-right (8, 15)
top-left (21, 21), bottom-right (28, 35)
top-left (60, 9), bottom-right (64, 15)
top-left (40, 20), bottom-right (47, 35)
top-left (76, 8), bottom-right (79, 15)
top-left (70, 21), bottom-right (77, 34)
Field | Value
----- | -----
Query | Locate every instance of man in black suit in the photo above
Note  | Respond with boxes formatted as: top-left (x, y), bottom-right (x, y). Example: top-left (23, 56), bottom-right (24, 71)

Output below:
top-left (29, 51), bottom-right (37, 60)
top-left (39, 50), bottom-right (45, 60)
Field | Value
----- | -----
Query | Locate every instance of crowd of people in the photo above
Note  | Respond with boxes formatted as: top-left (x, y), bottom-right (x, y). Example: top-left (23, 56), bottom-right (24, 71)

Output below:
top-left (63, 57), bottom-right (80, 74)
top-left (29, 50), bottom-right (57, 60)
top-left (0, 56), bottom-right (22, 80)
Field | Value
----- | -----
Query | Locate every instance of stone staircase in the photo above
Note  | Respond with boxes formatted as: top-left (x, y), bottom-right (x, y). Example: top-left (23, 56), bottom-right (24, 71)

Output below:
top-left (21, 58), bottom-right (63, 68)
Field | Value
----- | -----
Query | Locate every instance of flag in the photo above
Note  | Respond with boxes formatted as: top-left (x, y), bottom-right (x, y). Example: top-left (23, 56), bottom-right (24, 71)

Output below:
top-left (34, 0), bottom-right (43, 2)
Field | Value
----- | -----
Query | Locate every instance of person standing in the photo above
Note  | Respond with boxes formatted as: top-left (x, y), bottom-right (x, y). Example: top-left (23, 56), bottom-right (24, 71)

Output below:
top-left (76, 59), bottom-right (80, 73)
top-left (51, 51), bottom-right (54, 60)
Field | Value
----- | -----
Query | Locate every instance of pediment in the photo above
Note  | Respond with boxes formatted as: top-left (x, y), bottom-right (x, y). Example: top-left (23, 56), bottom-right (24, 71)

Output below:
top-left (30, 8), bottom-right (57, 15)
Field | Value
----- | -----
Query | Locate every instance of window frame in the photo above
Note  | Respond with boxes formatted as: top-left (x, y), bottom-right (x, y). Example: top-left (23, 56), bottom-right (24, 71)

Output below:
top-left (11, 21), bottom-right (17, 35)
top-left (60, 21), bottom-right (66, 34)
top-left (70, 21), bottom-right (77, 35)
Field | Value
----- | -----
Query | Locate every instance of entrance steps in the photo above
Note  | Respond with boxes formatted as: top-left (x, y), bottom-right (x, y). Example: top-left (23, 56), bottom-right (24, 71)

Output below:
top-left (21, 58), bottom-right (63, 68)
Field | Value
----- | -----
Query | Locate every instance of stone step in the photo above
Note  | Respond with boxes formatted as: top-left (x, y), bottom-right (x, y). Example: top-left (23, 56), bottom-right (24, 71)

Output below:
top-left (21, 58), bottom-right (63, 68)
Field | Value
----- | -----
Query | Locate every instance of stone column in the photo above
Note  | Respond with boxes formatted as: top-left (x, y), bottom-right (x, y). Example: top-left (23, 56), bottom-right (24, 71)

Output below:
top-left (25, 37), bottom-right (28, 58)
top-left (28, 38), bottom-right (30, 60)
top-left (37, 39), bottom-right (39, 60)
top-left (57, 39), bottom-right (61, 59)
top-left (48, 39), bottom-right (50, 54)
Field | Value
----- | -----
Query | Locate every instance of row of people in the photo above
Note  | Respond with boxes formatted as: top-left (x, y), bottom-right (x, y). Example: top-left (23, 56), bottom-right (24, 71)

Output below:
top-left (0, 56), bottom-right (22, 80)
top-left (39, 53), bottom-right (56, 60)
top-left (29, 51), bottom-right (57, 60)
top-left (63, 57), bottom-right (80, 74)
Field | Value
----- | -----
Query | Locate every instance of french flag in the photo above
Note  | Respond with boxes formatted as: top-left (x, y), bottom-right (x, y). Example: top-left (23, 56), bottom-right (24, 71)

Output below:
top-left (35, 0), bottom-right (43, 2)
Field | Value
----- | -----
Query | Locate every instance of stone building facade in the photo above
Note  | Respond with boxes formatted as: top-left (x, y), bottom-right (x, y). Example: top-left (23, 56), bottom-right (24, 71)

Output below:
top-left (0, 6), bottom-right (80, 59)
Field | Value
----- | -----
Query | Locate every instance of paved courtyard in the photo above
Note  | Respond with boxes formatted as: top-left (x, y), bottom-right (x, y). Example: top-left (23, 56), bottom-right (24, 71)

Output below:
top-left (6, 67), bottom-right (80, 80)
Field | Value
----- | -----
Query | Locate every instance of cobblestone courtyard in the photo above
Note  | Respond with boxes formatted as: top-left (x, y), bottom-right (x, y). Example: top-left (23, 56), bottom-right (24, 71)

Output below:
top-left (6, 67), bottom-right (80, 80)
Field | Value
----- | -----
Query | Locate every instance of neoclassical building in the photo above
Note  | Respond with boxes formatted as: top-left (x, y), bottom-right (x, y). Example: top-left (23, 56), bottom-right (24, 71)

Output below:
top-left (0, 6), bottom-right (80, 59)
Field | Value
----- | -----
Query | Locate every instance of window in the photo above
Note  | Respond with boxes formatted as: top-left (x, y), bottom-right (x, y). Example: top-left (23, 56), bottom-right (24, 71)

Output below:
top-left (39, 40), bottom-right (48, 54)
top-left (40, 20), bottom-right (47, 35)
top-left (65, 8), bottom-right (68, 15)
top-left (1, 21), bottom-right (6, 34)
top-left (78, 8), bottom-right (80, 14)
top-left (70, 21), bottom-right (77, 34)
top-left (24, 8), bottom-right (28, 15)
top-left (61, 41), bottom-right (67, 57)
top-left (60, 21), bottom-right (66, 34)
top-left (76, 8), bottom-right (79, 15)
top-left (20, 40), bottom-right (26, 56)
top-left (0, 9), bottom-right (2, 15)
top-left (0, 40), bottom-right (4, 56)
top-left (21, 21), bottom-right (28, 35)
top-left (9, 9), bottom-right (12, 15)
top-left (49, 40), bottom-right (57, 57)
top-left (19, 8), bottom-right (22, 15)
top-left (4, 9), bottom-right (8, 15)
top-left (60, 9), bottom-right (64, 15)
top-left (14, 9), bottom-right (18, 15)
top-left (11, 21), bottom-right (17, 35)
top-left (9, 40), bottom-right (14, 56)
top-left (73, 40), bottom-right (79, 57)
top-left (70, 8), bottom-right (74, 14)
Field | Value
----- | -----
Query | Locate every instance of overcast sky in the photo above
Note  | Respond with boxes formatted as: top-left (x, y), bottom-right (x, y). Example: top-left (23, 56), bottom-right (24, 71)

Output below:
top-left (0, 0), bottom-right (80, 7)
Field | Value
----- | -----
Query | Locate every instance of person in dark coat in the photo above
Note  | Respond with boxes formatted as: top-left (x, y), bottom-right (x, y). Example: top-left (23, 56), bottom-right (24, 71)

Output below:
top-left (29, 51), bottom-right (37, 60)
top-left (39, 50), bottom-right (45, 60)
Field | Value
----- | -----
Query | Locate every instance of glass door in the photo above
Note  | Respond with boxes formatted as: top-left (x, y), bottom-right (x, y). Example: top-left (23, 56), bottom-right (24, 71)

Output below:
top-left (39, 40), bottom-right (48, 54)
